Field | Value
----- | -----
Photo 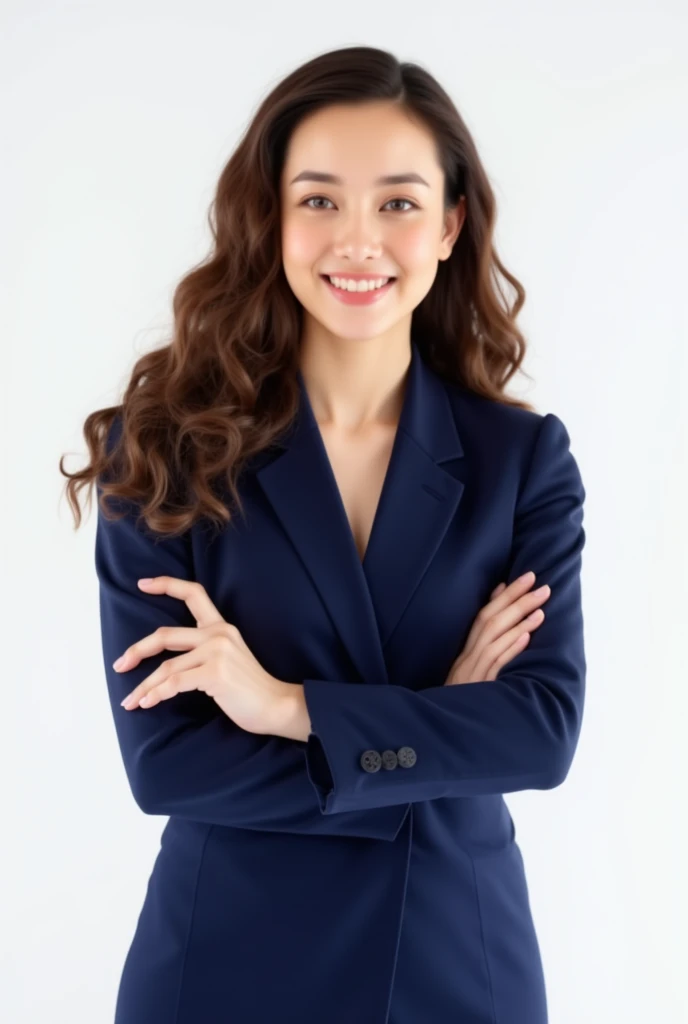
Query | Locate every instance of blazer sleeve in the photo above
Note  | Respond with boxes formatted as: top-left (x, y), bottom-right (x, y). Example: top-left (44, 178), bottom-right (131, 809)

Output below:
top-left (302, 412), bottom-right (587, 814)
top-left (95, 418), bottom-right (408, 842)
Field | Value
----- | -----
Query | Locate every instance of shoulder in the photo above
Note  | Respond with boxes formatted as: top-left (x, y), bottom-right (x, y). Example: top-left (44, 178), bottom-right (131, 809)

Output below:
top-left (442, 380), bottom-right (583, 493)
top-left (442, 379), bottom-right (544, 446)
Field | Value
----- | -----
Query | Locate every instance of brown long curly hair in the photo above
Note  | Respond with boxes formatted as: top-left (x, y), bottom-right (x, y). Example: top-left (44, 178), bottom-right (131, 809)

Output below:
top-left (60, 44), bottom-right (535, 540)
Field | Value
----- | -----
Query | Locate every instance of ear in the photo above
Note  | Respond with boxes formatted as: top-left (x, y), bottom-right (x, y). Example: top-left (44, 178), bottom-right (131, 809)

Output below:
top-left (439, 196), bottom-right (466, 261)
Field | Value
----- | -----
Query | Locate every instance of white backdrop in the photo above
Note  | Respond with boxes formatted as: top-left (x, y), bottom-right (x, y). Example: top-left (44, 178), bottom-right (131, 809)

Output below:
top-left (2, 1), bottom-right (686, 1021)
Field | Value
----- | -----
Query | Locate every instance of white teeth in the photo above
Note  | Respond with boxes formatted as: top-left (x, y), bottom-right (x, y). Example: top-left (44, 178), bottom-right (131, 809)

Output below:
top-left (327, 275), bottom-right (391, 292)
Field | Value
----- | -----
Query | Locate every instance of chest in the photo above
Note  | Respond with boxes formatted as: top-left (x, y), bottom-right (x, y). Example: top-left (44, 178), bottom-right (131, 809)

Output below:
top-left (193, 406), bottom-right (517, 691)
top-left (318, 424), bottom-right (397, 564)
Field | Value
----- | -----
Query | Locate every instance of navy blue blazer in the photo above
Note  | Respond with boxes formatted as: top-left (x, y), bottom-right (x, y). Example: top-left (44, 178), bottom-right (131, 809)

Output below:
top-left (96, 337), bottom-right (586, 1024)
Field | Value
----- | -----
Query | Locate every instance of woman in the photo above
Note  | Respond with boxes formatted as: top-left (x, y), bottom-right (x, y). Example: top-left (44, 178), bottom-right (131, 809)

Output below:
top-left (61, 45), bottom-right (586, 1024)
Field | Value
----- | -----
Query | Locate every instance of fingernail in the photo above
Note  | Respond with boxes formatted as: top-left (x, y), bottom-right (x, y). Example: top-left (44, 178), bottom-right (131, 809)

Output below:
top-left (534, 584), bottom-right (550, 595)
top-left (138, 578), bottom-right (153, 586)
top-left (519, 571), bottom-right (535, 583)
top-left (113, 655), bottom-right (126, 670)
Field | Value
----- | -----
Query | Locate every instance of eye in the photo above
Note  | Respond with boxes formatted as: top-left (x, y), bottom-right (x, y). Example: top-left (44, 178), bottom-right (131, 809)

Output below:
top-left (300, 195), bottom-right (418, 212)
top-left (384, 198), bottom-right (417, 212)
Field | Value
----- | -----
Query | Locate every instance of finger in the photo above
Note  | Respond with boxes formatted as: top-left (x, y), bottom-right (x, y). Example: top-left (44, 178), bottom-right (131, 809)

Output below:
top-left (486, 630), bottom-right (532, 680)
top-left (462, 601), bottom-right (541, 681)
top-left (483, 589), bottom-right (548, 647)
top-left (466, 582), bottom-right (549, 658)
top-left (121, 647), bottom-right (206, 708)
top-left (114, 622), bottom-right (228, 672)
top-left (474, 615), bottom-right (540, 681)
top-left (136, 664), bottom-right (213, 709)
top-left (137, 576), bottom-right (225, 629)
top-left (486, 572), bottom-right (538, 615)
top-left (462, 574), bottom-right (536, 656)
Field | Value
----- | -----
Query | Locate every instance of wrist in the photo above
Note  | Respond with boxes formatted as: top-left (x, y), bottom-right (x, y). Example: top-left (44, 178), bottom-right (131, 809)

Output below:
top-left (273, 682), bottom-right (312, 742)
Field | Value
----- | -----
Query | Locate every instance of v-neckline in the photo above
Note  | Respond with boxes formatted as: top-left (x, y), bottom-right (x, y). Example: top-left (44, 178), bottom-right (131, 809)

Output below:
top-left (313, 421), bottom-right (402, 569)
top-left (297, 368), bottom-right (411, 573)
top-left (252, 336), bottom-right (466, 687)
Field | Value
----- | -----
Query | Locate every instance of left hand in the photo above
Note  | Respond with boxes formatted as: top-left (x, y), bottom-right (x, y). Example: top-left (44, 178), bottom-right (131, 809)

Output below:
top-left (115, 576), bottom-right (288, 736)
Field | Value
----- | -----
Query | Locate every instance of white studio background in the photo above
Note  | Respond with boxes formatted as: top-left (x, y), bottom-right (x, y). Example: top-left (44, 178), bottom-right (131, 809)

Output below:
top-left (2, 2), bottom-right (686, 1021)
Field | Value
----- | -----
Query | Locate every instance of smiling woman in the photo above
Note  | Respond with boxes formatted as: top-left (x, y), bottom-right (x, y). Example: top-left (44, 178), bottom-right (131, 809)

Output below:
top-left (59, 43), bottom-right (585, 1024)
top-left (280, 104), bottom-right (461, 333)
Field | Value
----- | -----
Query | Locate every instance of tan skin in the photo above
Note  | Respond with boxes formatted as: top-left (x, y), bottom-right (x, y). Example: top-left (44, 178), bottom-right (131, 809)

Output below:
top-left (116, 101), bottom-right (551, 734)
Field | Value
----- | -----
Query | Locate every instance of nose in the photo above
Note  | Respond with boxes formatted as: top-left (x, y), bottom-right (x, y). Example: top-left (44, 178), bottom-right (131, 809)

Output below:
top-left (332, 210), bottom-right (384, 262)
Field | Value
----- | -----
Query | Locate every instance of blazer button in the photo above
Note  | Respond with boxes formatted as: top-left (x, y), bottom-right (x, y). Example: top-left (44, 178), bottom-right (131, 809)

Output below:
top-left (360, 750), bottom-right (382, 773)
top-left (381, 750), bottom-right (398, 770)
top-left (397, 746), bottom-right (417, 768)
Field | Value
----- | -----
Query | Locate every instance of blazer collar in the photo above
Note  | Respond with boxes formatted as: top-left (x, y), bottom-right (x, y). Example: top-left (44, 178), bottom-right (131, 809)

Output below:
top-left (254, 337), bottom-right (465, 686)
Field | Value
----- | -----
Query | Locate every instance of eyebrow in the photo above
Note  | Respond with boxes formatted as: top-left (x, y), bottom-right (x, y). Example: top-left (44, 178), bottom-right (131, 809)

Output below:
top-left (289, 170), bottom-right (431, 188)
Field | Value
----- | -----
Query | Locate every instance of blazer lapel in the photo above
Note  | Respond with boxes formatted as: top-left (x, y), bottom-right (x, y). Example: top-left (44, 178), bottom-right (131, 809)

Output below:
top-left (253, 338), bottom-right (465, 687)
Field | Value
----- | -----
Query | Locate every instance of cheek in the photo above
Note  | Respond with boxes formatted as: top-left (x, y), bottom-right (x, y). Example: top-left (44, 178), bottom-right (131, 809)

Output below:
top-left (395, 225), bottom-right (440, 268)
top-left (281, 220), bottom-right (323, 265)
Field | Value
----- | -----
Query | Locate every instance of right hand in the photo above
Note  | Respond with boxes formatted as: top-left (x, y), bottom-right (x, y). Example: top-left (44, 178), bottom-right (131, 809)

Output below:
top-left (444, 571), bottom-right (550, 686)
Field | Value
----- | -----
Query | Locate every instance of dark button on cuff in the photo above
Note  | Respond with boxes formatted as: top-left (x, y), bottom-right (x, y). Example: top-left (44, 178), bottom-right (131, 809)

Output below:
top-left (360, 750), bottom-right (382, 773)
top-left (397, 746), bottom-right (417, 768)
top-left (381, 749), bottom-right (398, 770)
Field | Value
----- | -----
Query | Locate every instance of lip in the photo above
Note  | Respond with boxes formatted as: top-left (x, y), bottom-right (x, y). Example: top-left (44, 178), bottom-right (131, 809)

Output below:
top-left (320, 274), bottom-right (396, 306)
top-left (322, 272), bottom-right (396, 280)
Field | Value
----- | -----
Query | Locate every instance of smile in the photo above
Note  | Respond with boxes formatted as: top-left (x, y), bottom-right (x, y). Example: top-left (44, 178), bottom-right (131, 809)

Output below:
top-left (320, 275), bottom-right (396, 306)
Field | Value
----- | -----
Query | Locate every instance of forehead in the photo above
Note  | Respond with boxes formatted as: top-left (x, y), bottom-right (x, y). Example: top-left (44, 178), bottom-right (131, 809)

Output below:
top-left (281, 102), bottom-right (440, 185)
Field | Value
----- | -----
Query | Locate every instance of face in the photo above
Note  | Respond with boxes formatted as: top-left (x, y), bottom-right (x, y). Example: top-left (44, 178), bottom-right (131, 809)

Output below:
top-left (279, 100), bottom-right (465, 348)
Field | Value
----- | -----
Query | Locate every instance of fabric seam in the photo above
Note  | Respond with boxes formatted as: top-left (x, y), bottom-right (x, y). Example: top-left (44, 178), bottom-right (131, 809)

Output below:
top-left (471, 853), bottom-right (499, 1024)
top-left (173, 822), bottom-right (214, 1024)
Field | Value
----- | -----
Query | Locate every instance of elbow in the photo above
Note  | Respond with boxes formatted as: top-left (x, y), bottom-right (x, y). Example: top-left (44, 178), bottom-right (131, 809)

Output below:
top-left (536, 684), bottom-right (585, 790)
top-left (541, 714), bottom-right (584, 790)
top-left (541, 747), bottom-right (575, 790)
top-left (128, 774), bottom-right (158, 816)
top-left (124, 759), bottom-right (164, 817)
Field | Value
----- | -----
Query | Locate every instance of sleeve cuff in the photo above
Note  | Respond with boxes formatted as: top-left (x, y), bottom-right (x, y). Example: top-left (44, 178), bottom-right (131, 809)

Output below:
top-left (304, 730), bottom-right (336, 813)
